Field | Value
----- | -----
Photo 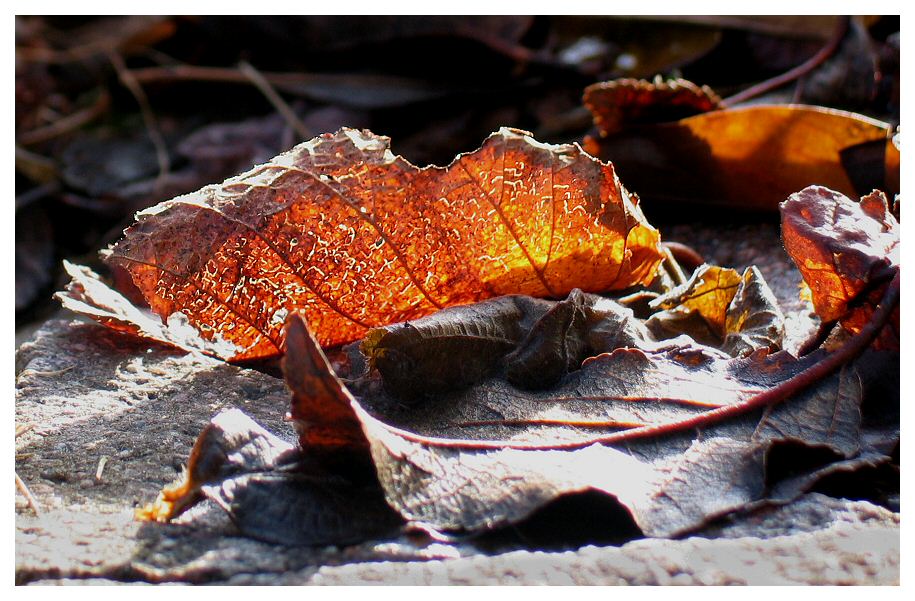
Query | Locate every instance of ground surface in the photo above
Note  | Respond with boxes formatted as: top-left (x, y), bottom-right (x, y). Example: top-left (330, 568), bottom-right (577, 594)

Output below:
top-left (15, 315), bottom-right (899, 585)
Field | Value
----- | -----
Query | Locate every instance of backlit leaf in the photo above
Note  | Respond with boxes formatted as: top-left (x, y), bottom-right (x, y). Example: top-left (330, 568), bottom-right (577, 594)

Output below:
top-left (585, 104), bottom-right (898, 210)
top-left (781, 186), bottom-right (900, 353)
top-left (781, 186), bottom-right (899, 325)
top-left (645, 265), bottom-right (785, 356)
top-left (61, 127), bottom-right (663, 361)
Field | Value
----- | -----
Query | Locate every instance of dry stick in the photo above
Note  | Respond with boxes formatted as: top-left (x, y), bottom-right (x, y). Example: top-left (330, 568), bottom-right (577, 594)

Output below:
top-left (15, 424), bottom-right (41, 515)
top-left (108, 51), bottom-right (170, 197)
top-left (95, 456), bottom-right (109, 482)
top-left (18, 89), bottom-right (110, 146)
top-left (15, 181), bottom-right (61, 211)
top-left (15, 472), bottom-right (42, 516)
top-left (238, 61), bottom-right (312, 142)
top-left (388, 270), bottom-right (899, 451)
top-left (721, 16), bottom-right (849, 106)
top-left (131, 64), bottom-right (305, 86)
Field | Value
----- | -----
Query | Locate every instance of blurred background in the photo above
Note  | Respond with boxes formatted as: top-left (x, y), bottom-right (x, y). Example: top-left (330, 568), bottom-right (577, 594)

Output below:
top-left (14, 15), bottom-right (900, 344)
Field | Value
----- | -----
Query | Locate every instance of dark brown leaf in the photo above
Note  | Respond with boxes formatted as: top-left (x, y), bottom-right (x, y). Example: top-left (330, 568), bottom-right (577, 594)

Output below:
top-left (286, 315), bottom-right (862, 535)
top-left (143, 291), bottom-right (886, 545)
top-left (138, 409), bottom-right (402, 545)
top-left (584, 78), bottom-right (722, 137)
top-left (363, 290), bottom-right (653, 399)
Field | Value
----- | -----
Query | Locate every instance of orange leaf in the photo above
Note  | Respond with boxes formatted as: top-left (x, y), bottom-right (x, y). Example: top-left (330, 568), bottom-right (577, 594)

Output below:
top-left (64, 127), bottom-right (662, 361)
top-left (585, 104), bottom-right (897, 210)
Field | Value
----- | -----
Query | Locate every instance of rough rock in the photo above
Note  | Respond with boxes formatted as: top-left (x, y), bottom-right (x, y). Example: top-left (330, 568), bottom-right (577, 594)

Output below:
top-left (16, 318), bottom-right (899, 585)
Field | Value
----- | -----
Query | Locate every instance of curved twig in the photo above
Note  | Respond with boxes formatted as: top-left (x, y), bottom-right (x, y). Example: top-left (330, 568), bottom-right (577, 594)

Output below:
top-left (722, 16), bottom-right (849, 106)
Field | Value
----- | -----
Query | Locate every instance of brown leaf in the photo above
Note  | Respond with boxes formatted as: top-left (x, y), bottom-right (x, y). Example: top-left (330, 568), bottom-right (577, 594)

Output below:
top-left (363, 290), bottom-right (653, 399)
top-left (585, 105), bottom-right (898, 209)
top-left (780, 186), bottom-right (899, 340)
top-left (584, 78), bottom-right (722, 137)
top-left (61, 127), bottom-right (662, 361)
top-left (309, 313), bottom-right (866, 538)
top-left (137, 409), bottom-right (402, 545)
top-left (648, 264), bottom-right (742, 339)
top-left (550, 18), bottom-right (722, 79)
top-left (721, 266), bottom-right (786, 356)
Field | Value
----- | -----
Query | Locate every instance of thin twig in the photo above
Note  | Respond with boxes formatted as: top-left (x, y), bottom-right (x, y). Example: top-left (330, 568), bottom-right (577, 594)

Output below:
top-left (95, 456), bottom-right (109, 482)
top-left (15, 472), bottom-right (41, 516)
top-left (108, 50), bottom-right (170, 196)
top-left (17, 89), bottom-right (110, 146)
top-left (722, 16), bottom-right (849, 106)
top-left (238, 60), bottom-right (311, 142)
top-left (15, 181), bottom-right (61, 211)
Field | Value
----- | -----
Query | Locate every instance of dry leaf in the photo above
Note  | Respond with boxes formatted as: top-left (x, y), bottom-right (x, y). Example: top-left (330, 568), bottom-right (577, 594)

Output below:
top-left (781, 185), bottom-right (899, 345)
top-left (585, 104), bottom-right (898, 209)
top-left (61, 127), bottom-right (663, 361)
top-left (645, 265), bottom-right (785, 356)
top-left (584, 78), bottom-right (722, 136)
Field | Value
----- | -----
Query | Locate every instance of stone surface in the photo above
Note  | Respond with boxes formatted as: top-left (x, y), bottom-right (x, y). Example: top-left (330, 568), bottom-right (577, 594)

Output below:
top-left (16, 318), bottom-right (899, 585)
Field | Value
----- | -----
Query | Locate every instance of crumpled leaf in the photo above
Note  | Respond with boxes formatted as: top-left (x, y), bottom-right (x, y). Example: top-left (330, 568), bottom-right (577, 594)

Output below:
top-left (721, 266), bottom-right (786, 356)
top-left (60, 127), bottom-right (663, 361)
top-left (584, 104), bottom-right (898, 209)
top-left (648, 264), bottom-right (742, 337)
top-left (318, 314), bottom-right (881, 539)
top-left (138, 409), bottom-right (403, 545)
top-left (781, 185), bottom-right (899, 343)
top-left (55, 261), bottom-right (239, 358)
top-left (645, 265), bottom-right (785, 356)
top-left (362, 289), bottom-right (653, 399)
top-left (584, 77), bottom-right (722, 136)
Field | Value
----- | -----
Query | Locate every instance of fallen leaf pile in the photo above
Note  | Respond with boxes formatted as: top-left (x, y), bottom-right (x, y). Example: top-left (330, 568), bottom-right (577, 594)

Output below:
top-left (58, 85), bottom-right (899, 547)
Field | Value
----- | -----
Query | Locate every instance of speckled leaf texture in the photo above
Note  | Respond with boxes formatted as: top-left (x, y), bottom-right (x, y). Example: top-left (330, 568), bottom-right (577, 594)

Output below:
top-left (85, 127), bottom-right (662, 361)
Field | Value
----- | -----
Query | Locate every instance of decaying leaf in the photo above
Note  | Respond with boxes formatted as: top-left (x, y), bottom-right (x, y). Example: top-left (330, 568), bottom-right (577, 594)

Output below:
top-left (138, 409), bottom-right (402, 545)
top-left (135, 177), bottom-right (900, 545)
top-left (60, 127), bottom-right (663, 361)
top-left (645, 265), bottom-right (785, 355)
top-left (584, 103), bottom-right (898, 209)
top-left (781, 185), bottom-right (899, 344)
top-left (584, 77), bottom-right (722, 136)
top-left (361, 289), bottom-right (653, 399)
